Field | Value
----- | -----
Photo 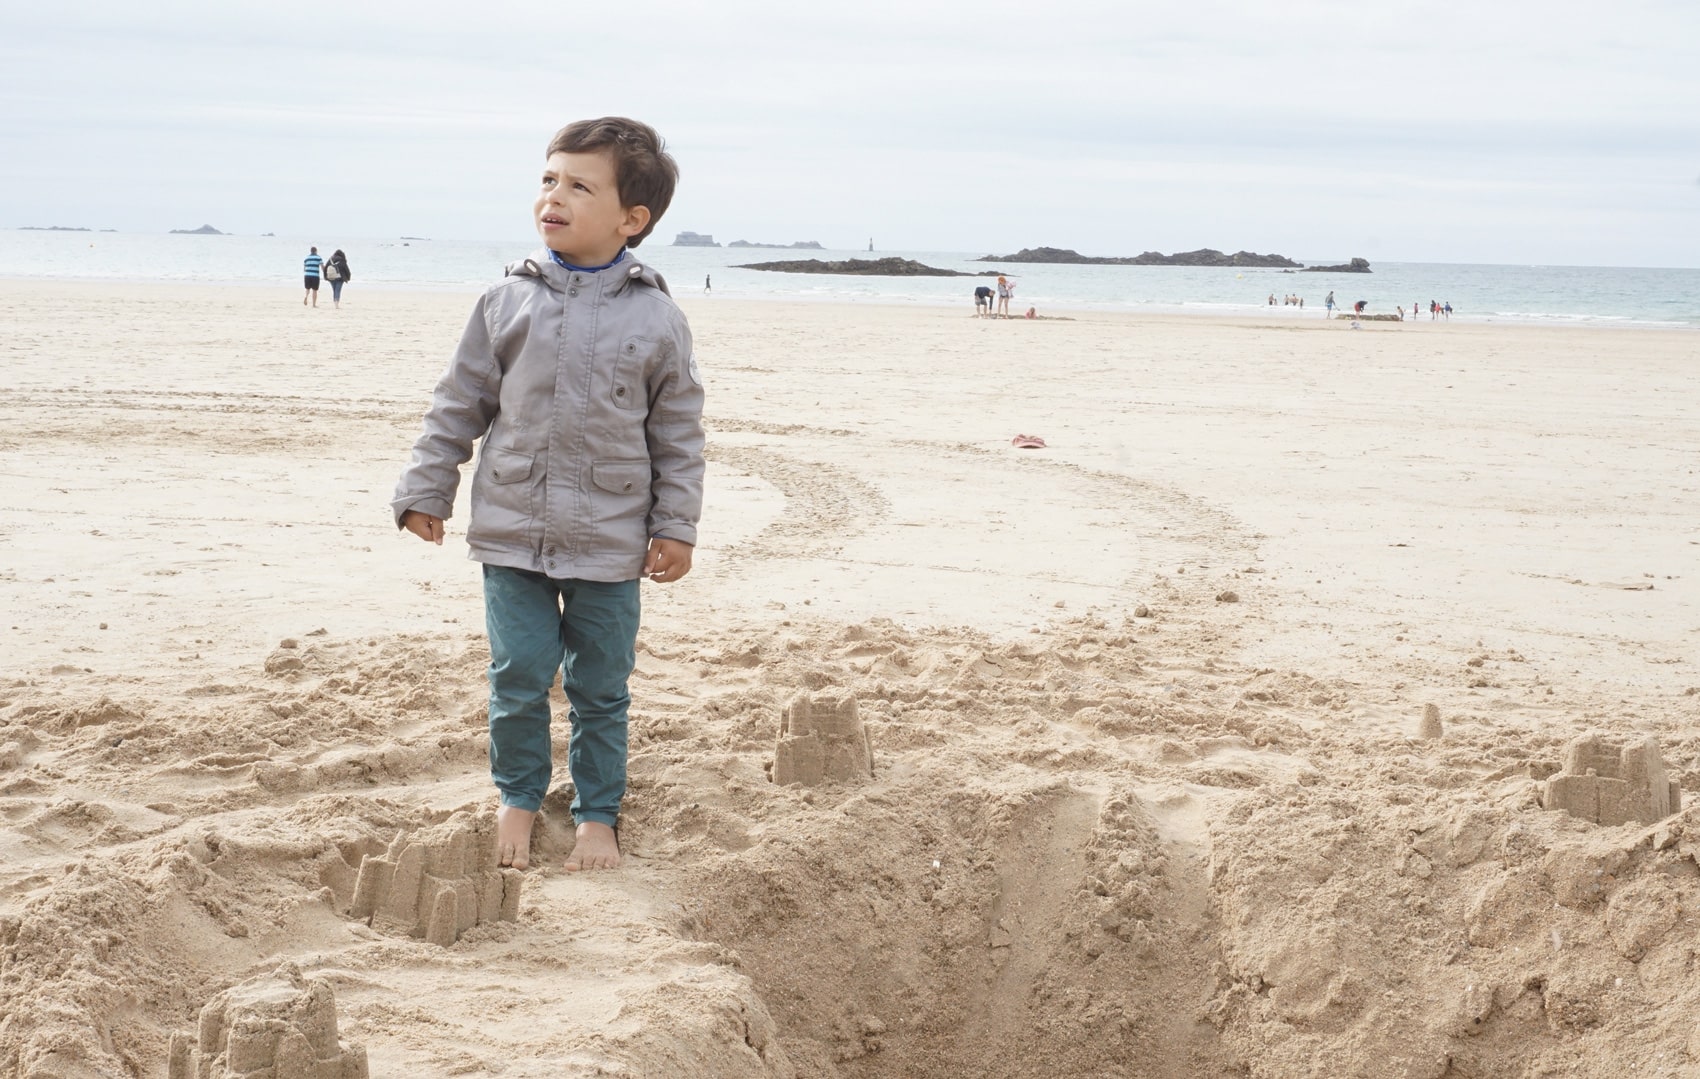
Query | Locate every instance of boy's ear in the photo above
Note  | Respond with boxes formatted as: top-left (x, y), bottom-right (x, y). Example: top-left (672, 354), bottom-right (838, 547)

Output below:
top-left (619, 204), bottom-right (651, 239)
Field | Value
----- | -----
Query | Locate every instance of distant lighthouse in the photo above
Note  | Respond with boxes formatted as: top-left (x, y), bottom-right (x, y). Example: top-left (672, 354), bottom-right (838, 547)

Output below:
top-left (868, 237), bottom-right (873, 252)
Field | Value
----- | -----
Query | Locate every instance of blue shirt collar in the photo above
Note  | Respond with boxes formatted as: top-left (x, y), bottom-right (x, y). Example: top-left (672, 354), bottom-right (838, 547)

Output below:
top-left (548, 248), bottom-right (627, 273)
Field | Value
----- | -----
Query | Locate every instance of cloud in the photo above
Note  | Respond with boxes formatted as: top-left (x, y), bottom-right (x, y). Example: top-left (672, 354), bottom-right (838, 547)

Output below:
top-left (4, 0), bottom-right (1698, 264)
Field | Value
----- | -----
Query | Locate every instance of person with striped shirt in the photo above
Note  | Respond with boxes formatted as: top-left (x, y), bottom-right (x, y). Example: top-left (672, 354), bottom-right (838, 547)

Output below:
top-left (303, 247), bottom-right (323, 307)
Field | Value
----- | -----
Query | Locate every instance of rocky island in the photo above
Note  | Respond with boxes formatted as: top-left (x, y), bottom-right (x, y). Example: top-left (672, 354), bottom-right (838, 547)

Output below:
top-left (671, 231), bottom-right (720, 247)
top-left (169, 224), bottom-right (226, 235)
top-left (976, 246), bottom-right (1300, 268)
top-left (1302, 258), bottom-right (1372, 273)
top-left (728, 240), bottom-right (825, 249)
top-left (735, 257), bottom-right (998, 278)
top-left (20, 225), bottom-right (92, 232)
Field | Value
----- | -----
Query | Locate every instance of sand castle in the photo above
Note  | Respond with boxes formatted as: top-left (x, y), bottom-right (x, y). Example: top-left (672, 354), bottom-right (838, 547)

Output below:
top-left (1542, 733), bottom-right (1682, 827)
top-left (772, 692), bottom-right (874, 786)
top-left (168, 964), bottom-right (366, 1079)
top-left (1418, 703), bottom-right (1443, 740)
top-left (349, 814), bottom-right (523, 946)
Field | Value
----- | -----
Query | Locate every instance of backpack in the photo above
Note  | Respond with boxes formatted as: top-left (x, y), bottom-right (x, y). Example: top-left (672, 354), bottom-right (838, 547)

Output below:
top-left (324, 260), bottom-right (342, 282)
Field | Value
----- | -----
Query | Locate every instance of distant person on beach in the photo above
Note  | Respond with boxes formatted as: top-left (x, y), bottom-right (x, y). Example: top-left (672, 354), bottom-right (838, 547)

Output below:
top-left (1024, 306), bottom-right (1036, 319)
top-left (1268, 293), bottom-right (1276, 306)
top-left (1354, 300), bottom-right (1368, 315)
top-left (1325, 290), bottom-right (1335, 316)
top-left (1431, 300), bottom-right (1440, 320)
top-left (996, 275), bottom-right (1013, 317)
top-left (1443, 301), bottom-right (1452, 319)
top-left (324, 249), bottom-right (351, 308)
top-left (974, 284), bottom-right (994, 317)
top-left (704, 274), bottom-right (711, 294)
top-left (302, 246), bottom-right (323, 307)
top-left (392, 117), bottom-right (703, 875)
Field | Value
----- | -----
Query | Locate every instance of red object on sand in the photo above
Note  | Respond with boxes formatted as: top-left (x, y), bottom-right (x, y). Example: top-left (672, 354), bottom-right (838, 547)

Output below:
top-left (1010, 434), bottom-right (1047, 449)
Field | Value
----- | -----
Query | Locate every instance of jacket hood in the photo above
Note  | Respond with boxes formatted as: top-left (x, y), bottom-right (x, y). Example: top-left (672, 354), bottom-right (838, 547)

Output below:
top-left (505, 248), bottom-right (672, 297)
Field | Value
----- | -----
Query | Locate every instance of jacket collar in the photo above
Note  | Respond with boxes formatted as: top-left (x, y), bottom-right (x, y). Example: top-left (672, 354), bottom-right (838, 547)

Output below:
top-left (506, 248), bottom-right (670, 297)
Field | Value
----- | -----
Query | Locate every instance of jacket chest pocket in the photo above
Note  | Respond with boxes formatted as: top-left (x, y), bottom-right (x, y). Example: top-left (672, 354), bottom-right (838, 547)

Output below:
top-left (611, 336), bottom-right (652, 411)
top-left (486, 449), bottom-right (535, 484)
top-left (591, 459), bottom-right (650, 498)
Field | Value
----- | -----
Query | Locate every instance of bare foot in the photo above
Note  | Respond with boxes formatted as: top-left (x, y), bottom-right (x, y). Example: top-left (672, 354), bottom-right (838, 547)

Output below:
top-left (563, 821), bottom-right (620, 872)
top-left (495, 805), bottom-right (537, 870)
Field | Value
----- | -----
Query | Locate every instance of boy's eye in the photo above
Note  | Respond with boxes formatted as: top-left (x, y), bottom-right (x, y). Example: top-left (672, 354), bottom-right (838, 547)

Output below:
top-left (574, 182), bottom-right (589, 192)
top-left (541, 176), bottom-right (556, 187)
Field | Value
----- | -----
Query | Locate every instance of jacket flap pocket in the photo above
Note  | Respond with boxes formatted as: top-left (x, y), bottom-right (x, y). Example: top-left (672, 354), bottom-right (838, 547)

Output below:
top-left (591, 459), bottom-right (650, 495)
top-left (487, 450), bottom-right (534, 485)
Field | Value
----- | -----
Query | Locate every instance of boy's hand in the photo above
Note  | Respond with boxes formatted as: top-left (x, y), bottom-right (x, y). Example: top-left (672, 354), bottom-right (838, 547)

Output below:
top-left (401, 510), bottom-right (445, 545)
top-left (644, 537), bottom-right (693, 583)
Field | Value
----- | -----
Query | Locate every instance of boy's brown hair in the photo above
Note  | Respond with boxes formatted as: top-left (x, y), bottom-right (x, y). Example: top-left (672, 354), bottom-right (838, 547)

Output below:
top-left (547, 117), bottom-right (678, 248)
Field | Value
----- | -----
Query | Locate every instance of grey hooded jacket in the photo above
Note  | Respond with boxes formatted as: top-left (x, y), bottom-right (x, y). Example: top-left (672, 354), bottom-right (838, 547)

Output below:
top-left (391, 249), bottom-right (704, 582)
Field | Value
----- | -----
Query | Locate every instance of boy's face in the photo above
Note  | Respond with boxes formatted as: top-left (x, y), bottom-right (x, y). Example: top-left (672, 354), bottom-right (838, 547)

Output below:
top-left (534, 150), bottom-right (649, 266)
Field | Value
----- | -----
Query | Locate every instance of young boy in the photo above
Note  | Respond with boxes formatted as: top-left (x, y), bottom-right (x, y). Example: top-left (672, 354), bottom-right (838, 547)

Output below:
top-left (392, 117), bottom-right (704, 873)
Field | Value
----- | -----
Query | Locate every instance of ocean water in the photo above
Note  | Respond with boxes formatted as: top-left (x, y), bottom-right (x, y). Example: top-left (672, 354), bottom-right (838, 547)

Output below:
top-left (3, 229), bottom-right (1695, 327)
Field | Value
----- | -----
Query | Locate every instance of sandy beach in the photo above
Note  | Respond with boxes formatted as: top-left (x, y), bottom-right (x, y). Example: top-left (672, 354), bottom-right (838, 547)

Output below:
top-left (3, 280), bottom-right (1699, 1077)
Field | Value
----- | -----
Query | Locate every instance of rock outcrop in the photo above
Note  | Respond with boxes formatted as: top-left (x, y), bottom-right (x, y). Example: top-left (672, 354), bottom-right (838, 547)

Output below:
top-left (735, 257), bottom-right (995, 277)
top-left (671, 231), bottom-right (720, 246)
top-left (1302, 258), bottom-right (1372, 273)
top-left (169, 224), bottom-right (226, 235)
top-left (975, 246), bottom-right (1300, 268)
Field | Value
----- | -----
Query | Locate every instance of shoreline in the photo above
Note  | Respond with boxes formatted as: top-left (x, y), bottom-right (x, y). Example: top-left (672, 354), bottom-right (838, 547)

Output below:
top-left (1, 275), bottom-right (1692, 331)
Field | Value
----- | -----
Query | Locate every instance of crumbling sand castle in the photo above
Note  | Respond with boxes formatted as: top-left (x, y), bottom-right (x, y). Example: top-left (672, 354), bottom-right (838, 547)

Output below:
top-left (1418, 703), bottom-right (1443, 740)
top-left (168, 963), bottom-right (367, 1079)
top-left (1542, 733), bottom-right (1682, 826)
top-left (772, 692), bottom-right (874, 786)
top-left (349, 814), bottom-right (522, 945)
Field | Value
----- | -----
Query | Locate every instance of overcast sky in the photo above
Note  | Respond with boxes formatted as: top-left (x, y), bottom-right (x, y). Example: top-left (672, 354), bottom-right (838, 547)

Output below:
top-left (6, 0), bottom-right (1697, 266)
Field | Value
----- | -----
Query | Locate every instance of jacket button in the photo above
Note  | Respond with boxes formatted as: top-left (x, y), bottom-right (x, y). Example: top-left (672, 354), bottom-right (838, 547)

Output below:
top-left (615, 387), bottom-right (626, 397)
top-left (569, 288), bottom-right (578, 298)
top-left (622, 482), bottom-right (633, 491)
top-left (546, 547), bottom-right (556, 556)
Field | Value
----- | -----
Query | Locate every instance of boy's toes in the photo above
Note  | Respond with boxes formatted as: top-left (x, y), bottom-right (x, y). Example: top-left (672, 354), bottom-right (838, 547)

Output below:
top-left (495, 805), bottom-right (537, 870)
top-left (564, 822), bottom-right (620, 872)
top-left (497, 840), bottom-right (530, 871)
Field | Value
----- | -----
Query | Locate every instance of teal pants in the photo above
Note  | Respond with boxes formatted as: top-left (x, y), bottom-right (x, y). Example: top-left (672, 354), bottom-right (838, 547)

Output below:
top-left (482, 565), bottom-right (639, 827)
